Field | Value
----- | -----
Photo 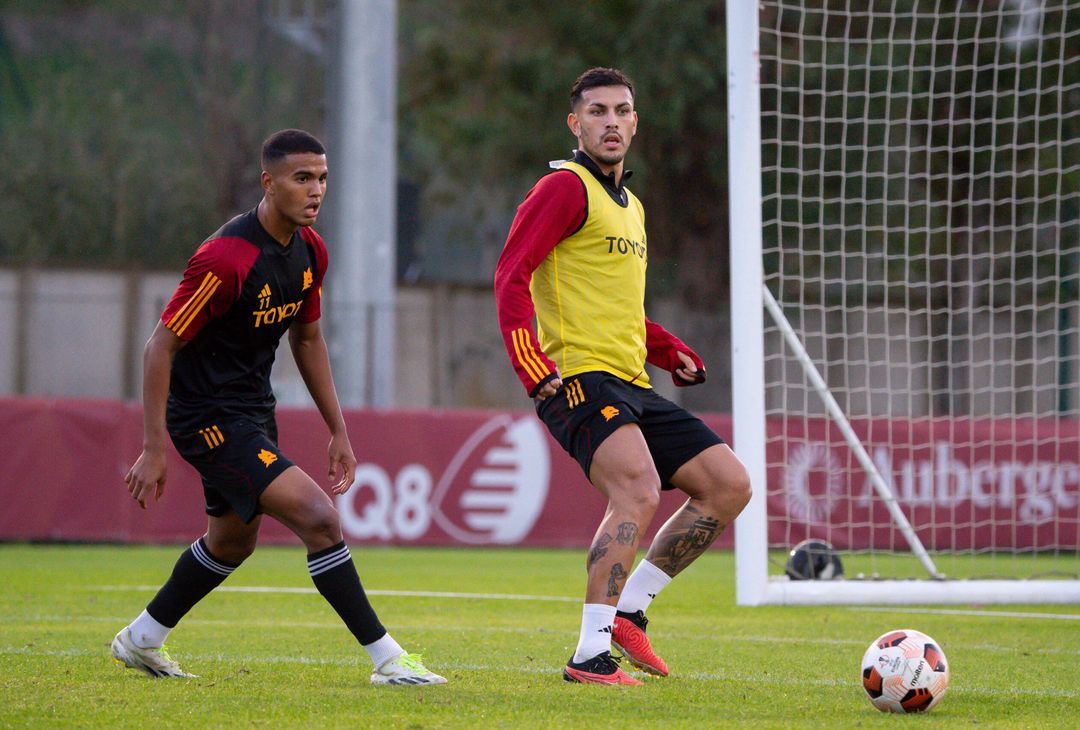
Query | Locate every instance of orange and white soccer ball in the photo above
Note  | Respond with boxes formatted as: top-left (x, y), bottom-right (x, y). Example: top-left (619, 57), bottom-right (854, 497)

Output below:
top-left (861, 629), bottom-right (950, 713)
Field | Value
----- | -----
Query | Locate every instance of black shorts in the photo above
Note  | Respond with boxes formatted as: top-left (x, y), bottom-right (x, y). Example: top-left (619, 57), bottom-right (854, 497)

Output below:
top-left (535, 371), bottom-right (724, 490)
top-left (169, 415), bottom-right (295, 523)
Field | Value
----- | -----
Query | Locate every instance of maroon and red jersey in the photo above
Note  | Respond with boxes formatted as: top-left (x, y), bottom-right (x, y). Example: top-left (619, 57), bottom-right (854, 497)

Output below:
top-left (161, 208), bottom-right (327, 432)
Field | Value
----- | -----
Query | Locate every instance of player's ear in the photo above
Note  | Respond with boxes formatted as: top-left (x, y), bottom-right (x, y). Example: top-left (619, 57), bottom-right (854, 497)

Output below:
top-left (567, 112), bottom-right (581, 139)
top-left (261, 169), bottom-right (273, 194)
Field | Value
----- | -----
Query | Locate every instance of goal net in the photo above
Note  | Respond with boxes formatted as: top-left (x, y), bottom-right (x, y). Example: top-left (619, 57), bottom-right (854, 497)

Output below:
top-left (729, 1), bottom-right (1080, 604)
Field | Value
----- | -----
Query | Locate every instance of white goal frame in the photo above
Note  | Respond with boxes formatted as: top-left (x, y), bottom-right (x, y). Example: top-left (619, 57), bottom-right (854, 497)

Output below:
top-left (727, 2), bottom-right (1080, 606)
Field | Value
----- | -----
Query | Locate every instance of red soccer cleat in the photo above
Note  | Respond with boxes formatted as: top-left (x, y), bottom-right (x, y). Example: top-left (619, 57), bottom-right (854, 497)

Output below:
top-left (562, 651), bottom-right (642, 685)
top-left (612, 610), bottom-right (669, 677)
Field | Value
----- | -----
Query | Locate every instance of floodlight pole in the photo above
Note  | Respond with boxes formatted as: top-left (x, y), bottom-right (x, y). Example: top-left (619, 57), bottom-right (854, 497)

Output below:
top-left (325, 0), bottom-right (397, 408)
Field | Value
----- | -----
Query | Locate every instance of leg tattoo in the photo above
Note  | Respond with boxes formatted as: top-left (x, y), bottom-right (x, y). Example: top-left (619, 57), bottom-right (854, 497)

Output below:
top-left (646, 503), bottom-right (723, 576)
top-left (607, 562), bottom-right (628, 597)
top-left (588, 533), bottom-right (613, 568)
top-left (616, 521), bottom-right (639, 545)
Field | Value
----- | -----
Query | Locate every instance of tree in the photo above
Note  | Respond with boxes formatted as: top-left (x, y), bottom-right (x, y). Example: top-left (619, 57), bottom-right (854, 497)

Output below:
top-left (0, 1), bottom-right (324, 267)
top-left (398, 0), bottom-right (731, 306)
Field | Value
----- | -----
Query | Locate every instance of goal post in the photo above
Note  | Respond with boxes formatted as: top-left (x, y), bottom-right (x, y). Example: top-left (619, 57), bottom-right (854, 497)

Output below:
top-left (727, 0), bottom-right (771, 607)
top-left (729, 1), bottom-right (1080, 605)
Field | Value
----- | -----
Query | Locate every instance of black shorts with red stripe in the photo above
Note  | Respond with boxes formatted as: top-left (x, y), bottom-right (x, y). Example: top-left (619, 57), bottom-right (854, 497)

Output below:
top-left (534, 371), bottom-right (724, 489)
top-left (169, 415), bottom-right (294, 523)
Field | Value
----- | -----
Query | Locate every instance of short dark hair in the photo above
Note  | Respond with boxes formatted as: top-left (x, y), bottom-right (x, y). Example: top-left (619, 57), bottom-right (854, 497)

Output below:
top-left (570, 67), bottom-right (635, 110)
top-left (261, 129), bottom-right (325, 169)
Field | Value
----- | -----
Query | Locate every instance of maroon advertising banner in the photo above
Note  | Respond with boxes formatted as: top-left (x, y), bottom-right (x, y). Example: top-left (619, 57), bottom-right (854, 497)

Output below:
top-left (0, 397), bottom-right (1076, 550)
top-left (0, 397), bottom-right (724, 548)
top-left (768, 417), bottom-right (1080, 551)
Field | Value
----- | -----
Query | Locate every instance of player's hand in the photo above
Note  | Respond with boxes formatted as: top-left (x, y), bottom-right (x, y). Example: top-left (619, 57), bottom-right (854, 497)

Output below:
top-left (533, 376), bottom-right (563, 402)
top-left (674, 350), bottom-right (705, 385)
top-left (124, 448), bottom-right (167, 509)
top-left (328, 433), bottom-right (357, 495)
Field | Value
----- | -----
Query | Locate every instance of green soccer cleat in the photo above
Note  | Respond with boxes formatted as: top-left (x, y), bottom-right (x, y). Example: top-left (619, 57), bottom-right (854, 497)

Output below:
top-left (111, 628), bottom-right (197, 679)
top-left (370, 652), bottom-right (448, 686)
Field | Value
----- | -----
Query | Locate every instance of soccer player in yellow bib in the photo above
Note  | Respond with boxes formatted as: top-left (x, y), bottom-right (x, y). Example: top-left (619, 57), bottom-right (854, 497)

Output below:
top-left (495, 68), bottom-right (752, 685)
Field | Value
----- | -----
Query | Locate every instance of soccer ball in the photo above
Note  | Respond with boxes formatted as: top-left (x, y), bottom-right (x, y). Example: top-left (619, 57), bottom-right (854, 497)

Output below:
top-left (784, 539), bottom-right (843, 580)
top-left (861, 629), bottom-right (949, 713)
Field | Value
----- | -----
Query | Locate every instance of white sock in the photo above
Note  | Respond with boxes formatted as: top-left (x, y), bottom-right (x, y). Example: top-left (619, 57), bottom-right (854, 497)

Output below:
top-left (363, 632), bottom-right (405, 670)
top-left (128, 609), bottom-right (171, 649)
top-left (572, 603), bottom-right (617, 664)
top-left (616, 559), bottom-right (672, 615)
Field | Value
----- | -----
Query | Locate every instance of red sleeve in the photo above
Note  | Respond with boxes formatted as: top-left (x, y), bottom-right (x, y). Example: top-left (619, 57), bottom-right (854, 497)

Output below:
top-left (494, 170), bottom-right (586, 397)
top-left (645, 317), bottom-right (707, 387)
top-left (161, 237), bottom-right (256, 340)
top-left (297, 227), bottom-right (329, 323)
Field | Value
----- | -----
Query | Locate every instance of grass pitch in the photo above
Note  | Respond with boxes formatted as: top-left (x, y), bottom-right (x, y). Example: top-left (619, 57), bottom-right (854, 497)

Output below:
top-left (1, 544), bottom-right (1077, 728)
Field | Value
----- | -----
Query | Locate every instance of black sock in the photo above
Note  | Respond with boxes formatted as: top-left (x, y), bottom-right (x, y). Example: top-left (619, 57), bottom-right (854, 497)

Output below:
top-left (307, 541), bottom-right (386, 645)
top-left (145, 537), bottom-right (238, 627)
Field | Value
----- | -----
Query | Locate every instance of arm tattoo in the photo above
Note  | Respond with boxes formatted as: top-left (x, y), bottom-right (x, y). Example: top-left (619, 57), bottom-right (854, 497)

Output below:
top-left (588, 533), bottom-right (613, 568)
top-left (607, 562), bottom-right (628, 597)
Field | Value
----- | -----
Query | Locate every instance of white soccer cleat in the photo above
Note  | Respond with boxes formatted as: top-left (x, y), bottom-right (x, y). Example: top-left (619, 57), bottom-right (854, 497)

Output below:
top-left (111, 628), bottom-right (197, 678)
top-left (370, 652), bottom-right (447, 686)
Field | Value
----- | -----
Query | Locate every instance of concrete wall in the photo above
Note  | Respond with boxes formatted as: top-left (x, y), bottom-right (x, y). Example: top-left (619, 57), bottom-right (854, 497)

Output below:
top-left (3, 266), bottom-right (1075, 417)
top-left (0, 268), bottom-right (578, 411)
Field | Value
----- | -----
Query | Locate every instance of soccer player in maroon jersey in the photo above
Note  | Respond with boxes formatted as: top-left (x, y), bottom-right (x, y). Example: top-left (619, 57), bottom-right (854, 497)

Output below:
top-left (111, 129), bottom-right (445, 685)
top-left (495, 69), bottom-right (752, 684)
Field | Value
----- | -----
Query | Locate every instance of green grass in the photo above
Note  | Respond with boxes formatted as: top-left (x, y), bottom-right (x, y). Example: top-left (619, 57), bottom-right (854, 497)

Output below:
top-left (1, 544), bottom-right (1077, 728)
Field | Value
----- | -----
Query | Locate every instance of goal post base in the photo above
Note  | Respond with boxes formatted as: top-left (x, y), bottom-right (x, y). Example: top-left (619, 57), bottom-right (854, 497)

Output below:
top-left (738, 579), bottom-right (1080, 606)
